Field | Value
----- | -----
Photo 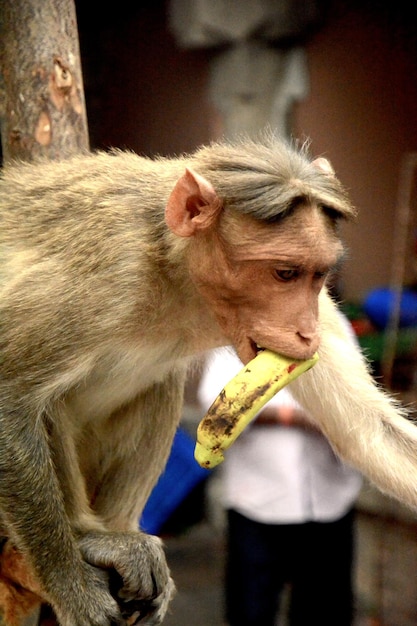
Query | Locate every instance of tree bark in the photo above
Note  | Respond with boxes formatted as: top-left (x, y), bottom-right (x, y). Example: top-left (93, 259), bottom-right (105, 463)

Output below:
top-left (0, 0), bottom-right (89, 163)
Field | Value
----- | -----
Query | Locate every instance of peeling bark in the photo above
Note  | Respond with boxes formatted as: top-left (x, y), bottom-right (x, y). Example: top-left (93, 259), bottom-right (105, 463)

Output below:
top-left (0, 0), bottom-right (89, 163)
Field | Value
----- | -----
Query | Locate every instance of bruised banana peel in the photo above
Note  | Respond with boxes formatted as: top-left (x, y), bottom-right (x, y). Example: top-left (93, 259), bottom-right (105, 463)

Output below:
top-left (194, 349), bottom-right (319, 469)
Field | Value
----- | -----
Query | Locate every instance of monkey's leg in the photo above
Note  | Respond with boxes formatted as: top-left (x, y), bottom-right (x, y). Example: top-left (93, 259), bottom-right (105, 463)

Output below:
top-left (85, 370), bottom-right (186, 527)
top-left (79, 371), bottom-right (186, 625)
top-left (0, 396), bottom-right (121, 626)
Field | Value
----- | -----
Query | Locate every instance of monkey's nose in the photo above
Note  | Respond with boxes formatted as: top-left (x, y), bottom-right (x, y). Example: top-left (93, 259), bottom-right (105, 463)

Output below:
top-left (296, 316), bottom-right (319, 345)
top-left (296, 331), bottom-right (320, 358)
top-left (297, 331), bottom-right (313, 345)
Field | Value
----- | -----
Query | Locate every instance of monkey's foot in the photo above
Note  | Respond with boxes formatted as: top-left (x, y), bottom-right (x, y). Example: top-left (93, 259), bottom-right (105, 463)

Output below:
top-left (79, 530), bottom-right (176, 626)
top-left (110, 574), bottom-right (175, 625)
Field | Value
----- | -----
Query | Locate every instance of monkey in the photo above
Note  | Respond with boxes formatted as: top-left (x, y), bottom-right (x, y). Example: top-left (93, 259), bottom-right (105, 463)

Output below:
top-left (0, 133), bottom-right (416, 626)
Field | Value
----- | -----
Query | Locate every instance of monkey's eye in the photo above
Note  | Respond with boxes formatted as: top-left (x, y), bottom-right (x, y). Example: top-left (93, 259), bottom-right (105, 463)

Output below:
top-left (314, 270), bottom-right (328, 280)
top-left (275, 268), bottom-right (299, 282)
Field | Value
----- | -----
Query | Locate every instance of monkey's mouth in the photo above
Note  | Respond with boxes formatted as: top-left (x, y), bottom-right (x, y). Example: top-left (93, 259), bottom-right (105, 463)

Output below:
top-left (240, 339), bottom-right (268, 364)
top-left (247, 339), bottom-right (263, 360)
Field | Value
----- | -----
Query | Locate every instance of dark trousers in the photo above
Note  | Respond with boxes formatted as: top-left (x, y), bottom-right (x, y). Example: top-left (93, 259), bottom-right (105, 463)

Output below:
top-left (225, 508), bottom-right (356, 626)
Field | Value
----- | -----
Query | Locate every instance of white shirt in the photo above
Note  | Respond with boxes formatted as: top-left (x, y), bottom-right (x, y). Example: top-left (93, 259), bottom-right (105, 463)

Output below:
top-left (198, 346), bottom-right (362, 524)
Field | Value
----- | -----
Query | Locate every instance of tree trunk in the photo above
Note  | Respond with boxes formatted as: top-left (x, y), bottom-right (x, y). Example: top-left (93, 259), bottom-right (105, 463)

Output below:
top-left (0, 0), bottom-right (89, 163)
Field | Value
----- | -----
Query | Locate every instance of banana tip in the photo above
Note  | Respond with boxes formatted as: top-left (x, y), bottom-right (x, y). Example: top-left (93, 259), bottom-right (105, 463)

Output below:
top-left (194, 441), bottom-right (224, 469)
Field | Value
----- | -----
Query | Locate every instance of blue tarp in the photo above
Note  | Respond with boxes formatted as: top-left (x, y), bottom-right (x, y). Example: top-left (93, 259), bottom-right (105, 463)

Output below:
top-left (140, 426), bottom-right (210, 535)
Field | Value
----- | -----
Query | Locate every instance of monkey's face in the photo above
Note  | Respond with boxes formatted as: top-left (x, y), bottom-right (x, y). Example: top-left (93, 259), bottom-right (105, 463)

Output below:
top-left (190, 204), bottom-right (344, 365)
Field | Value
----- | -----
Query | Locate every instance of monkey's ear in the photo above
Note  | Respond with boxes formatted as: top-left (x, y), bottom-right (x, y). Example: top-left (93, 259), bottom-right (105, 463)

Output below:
top-left (165, 168), bottom-right (221, 237)
top-left (312, 157), bottom-right (335, 176)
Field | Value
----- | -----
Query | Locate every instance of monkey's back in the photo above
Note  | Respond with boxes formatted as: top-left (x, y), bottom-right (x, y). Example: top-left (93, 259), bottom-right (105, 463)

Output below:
top-left (0, 153), bottom-right (191, 377)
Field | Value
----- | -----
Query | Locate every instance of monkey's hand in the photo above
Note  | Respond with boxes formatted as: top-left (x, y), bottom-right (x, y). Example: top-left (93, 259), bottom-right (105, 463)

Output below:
top-left (78, 530), bottom-right (175, 626)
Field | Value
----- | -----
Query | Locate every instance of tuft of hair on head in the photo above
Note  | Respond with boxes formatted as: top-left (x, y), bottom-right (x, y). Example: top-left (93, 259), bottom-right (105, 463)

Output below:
top-left (188, 131), bottom-right (356, 223)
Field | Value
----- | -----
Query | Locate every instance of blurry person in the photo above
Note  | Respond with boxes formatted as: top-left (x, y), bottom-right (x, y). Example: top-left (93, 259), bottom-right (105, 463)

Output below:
top-left (198, 314), bottom-right (363, 626)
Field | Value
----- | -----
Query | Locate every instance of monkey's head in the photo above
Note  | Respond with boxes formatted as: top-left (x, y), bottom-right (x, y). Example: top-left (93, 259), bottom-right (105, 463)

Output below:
top-left (165, 138), bottom-right (354, 365)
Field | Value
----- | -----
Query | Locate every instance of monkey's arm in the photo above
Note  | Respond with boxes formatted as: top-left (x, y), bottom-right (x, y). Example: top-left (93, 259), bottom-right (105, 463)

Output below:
top-left (290, 292), bottom-right (417, 510)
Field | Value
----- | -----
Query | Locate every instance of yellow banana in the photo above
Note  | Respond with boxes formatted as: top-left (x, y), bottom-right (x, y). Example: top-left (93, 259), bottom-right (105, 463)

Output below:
top-left (194, 349), bottom-right (319, 469)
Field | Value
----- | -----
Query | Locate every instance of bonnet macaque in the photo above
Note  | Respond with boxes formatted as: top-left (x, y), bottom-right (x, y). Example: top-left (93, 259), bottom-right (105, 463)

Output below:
top-left (0, 135), bottom-right (416, 625)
